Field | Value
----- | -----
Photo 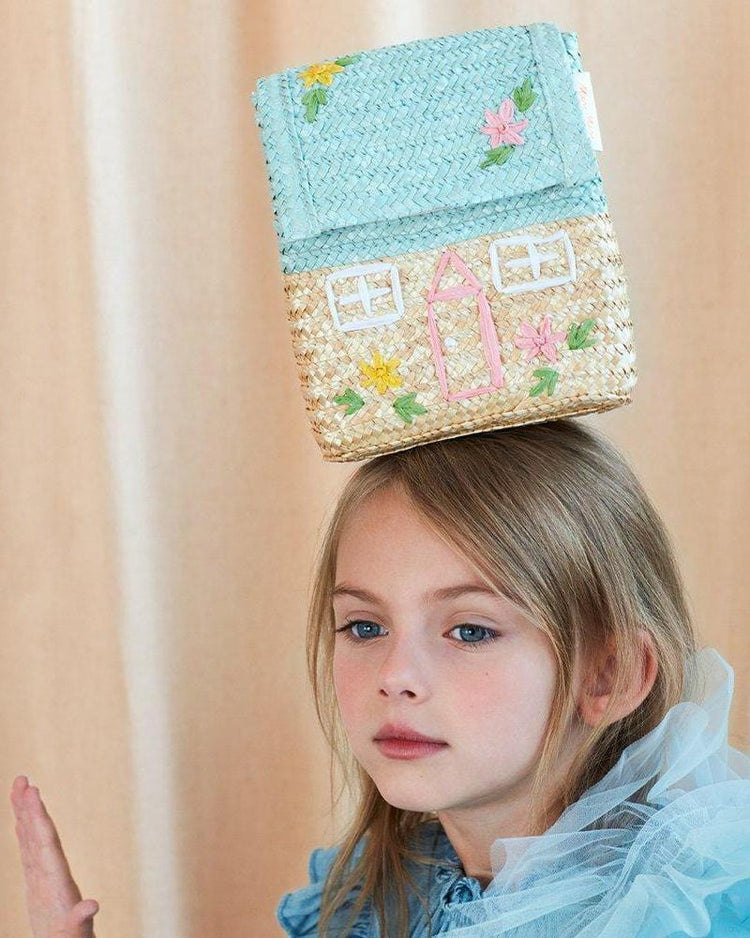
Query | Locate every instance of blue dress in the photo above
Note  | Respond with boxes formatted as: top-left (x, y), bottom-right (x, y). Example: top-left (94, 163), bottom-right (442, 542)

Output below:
top-left (276, 647), bottom-right (750, 936)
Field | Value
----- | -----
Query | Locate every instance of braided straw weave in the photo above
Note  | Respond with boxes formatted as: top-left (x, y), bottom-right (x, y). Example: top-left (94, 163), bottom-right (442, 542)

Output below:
top-left (252, 21), bottom-right (636, 461)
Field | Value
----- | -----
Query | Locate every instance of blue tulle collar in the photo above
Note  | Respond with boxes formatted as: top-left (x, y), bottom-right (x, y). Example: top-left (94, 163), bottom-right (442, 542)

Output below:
top-left (421, 647), bottom-right (750, 934)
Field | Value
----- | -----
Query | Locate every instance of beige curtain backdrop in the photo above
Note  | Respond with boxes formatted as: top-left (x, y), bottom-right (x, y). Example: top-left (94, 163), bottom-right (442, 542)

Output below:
top-left (2, 0), bottom-right (748, 935)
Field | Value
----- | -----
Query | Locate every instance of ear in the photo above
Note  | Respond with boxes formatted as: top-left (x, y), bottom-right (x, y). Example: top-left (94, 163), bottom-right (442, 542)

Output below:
top-left (576, 629), bottom-right (659, 729)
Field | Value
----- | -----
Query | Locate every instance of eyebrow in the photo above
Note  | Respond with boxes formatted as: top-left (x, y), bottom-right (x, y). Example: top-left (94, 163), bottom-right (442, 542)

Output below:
top-left (331, 582), bottom-right (503, 604)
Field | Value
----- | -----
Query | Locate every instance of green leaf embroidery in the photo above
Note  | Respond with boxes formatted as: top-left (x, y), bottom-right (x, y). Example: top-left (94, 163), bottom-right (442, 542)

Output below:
top-left (334, 387), bottom-right (365, 415)
top-left (568, 319), bottom-right (598, 350)
top-left (393, 392), bottom-right (428, 424)
top-left (479, 77), bottom-right (536, 167)
top-left (302, 87), bottom-right (327, 123)
top-left (299, 56), bottom-right (360, 122)
top-left (479, 145), bottom-right (515, 170)
top-left (512, 78), bottom-right (538, 113)
top-left (529, 368), bottom-right (559, 397)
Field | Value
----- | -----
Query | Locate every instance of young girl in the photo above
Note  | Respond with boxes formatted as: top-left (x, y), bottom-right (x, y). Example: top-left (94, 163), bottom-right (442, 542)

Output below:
top-left (10, 418), bottom-right (750, 937)
top-left (271, 417), bottom-right (750, 937)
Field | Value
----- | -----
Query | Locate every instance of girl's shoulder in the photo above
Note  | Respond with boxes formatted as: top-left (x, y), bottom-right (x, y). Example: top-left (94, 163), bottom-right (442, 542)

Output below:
top-left (275, 822), bottom-right (453, 937)
top-left (275, 841), bottom-right (371, 938)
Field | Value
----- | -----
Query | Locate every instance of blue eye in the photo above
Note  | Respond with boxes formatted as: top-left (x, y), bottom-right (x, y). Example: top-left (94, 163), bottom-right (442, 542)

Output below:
top-left (449, 624), bottom-right (500, 647)
top-left (336, 621), bottom-right (384, 642)
top-left (335, 620), bottom-right (500, 651)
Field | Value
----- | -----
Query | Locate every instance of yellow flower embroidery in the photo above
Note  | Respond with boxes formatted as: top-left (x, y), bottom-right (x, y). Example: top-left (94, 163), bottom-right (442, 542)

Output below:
top-left (359, 350), bottom-right (403, 395)
top-left (298, 62), bottom-right (345, 88)
top-left (297, 55), bottom-right (360, 123)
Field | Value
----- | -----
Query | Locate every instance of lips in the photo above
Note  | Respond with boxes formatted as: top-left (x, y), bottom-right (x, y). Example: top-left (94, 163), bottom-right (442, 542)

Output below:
top-left (375, 737), bottom-right (447, 760)
top-left (374, 721), bottom-right (446, 744)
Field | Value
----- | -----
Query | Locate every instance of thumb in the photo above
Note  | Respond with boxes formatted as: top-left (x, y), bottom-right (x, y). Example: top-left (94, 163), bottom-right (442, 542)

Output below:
top-left (70, 898), bottom-right (100, 924)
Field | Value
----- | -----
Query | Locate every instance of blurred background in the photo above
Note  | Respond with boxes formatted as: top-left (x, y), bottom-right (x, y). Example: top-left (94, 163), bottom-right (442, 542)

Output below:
top-left (2, 1), bottom-right (748, 935)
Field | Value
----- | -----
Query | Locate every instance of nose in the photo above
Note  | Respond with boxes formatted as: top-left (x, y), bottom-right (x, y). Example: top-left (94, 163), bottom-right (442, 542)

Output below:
top-left (377, 636), bottom-right (430, 699)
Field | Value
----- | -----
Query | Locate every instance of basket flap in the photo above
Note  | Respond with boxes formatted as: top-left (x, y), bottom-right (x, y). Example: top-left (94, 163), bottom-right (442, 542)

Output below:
top-left (252, 22), bottom-right (598, 244)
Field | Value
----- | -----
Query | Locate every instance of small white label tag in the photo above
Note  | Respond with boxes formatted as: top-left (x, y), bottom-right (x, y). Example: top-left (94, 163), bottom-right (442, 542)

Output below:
top-left (573, 71), bottom-right (603, 152)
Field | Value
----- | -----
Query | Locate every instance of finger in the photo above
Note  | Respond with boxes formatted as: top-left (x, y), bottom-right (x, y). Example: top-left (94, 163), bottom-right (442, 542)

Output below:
top-left (12, 783), bottom-right (45, 850)
top-left (14, 785), bottom-right (81, 897)
top-left (10, 774), bottom-right (30, 815)
top-left (19, 785), bottom-right (64, 851)
top-left (30, 786), bottom-right (65, 850)
top-left (11, 779), bottom-right (49, 834)
top-left (16, 785), bottom-right (60, 852)
top-left (68, 899), bottom-right (99, 936)
top-left (76, 899), bottom-right (99, 918)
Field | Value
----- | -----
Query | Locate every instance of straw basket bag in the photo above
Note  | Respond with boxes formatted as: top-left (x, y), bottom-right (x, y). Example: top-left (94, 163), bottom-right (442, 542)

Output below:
top-left (251, 21), bottom-right (636, 462)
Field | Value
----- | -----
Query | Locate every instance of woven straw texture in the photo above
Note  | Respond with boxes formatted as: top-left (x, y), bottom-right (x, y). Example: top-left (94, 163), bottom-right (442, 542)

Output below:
top-left (252, 23), bottom-right (597, 248)
top-left (251, 21), bottom-right (637, 460)
top-left (285, 211), bottom-right (635, 462)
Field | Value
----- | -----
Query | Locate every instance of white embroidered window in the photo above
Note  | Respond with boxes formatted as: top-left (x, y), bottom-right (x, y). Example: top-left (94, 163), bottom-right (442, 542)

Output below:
top-left (324, 262), bottom-right (404, 332)
top-left (489, 230), bottom-right (577, 295)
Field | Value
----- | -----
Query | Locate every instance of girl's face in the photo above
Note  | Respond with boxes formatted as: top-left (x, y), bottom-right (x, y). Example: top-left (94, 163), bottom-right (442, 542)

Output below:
top-left (332, 485), bottom-right (566, 831)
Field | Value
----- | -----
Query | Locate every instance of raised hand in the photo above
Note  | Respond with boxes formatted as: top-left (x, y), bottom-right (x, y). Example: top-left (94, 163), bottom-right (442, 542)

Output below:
top-left (10, 775), bottom-right (100, 938)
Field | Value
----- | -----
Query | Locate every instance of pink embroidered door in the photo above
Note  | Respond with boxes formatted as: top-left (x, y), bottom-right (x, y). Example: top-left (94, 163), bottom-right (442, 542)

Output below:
top-left (426, 248), bottom-right (505, 401)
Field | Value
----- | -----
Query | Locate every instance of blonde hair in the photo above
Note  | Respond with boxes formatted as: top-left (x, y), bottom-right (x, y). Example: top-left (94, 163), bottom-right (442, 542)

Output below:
top-left (305, 418), bottom-right (699, 937)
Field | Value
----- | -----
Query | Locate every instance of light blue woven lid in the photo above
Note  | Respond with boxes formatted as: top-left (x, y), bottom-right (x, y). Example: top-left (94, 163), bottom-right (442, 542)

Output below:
top-left (252, 22), bottom-right (599, 244)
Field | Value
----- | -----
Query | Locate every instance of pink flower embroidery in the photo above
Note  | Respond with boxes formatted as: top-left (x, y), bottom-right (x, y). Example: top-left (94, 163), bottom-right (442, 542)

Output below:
top-left (480, 98), bottom-right (529, 148)
top-left (514, 316), bottom-right (567, 364)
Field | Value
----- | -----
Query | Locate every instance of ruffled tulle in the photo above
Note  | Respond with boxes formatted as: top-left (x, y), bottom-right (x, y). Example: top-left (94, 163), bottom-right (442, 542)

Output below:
top-left (277, 647), bottom-right (750, 936)
top-left (438, 646), bottom-right (750, 936)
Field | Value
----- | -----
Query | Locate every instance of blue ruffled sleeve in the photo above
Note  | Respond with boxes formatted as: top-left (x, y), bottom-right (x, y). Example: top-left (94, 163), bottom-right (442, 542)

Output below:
top-left (276, 842), bottom-right (373, 937)
top-left (276, 845), bottom-right (337, 937)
